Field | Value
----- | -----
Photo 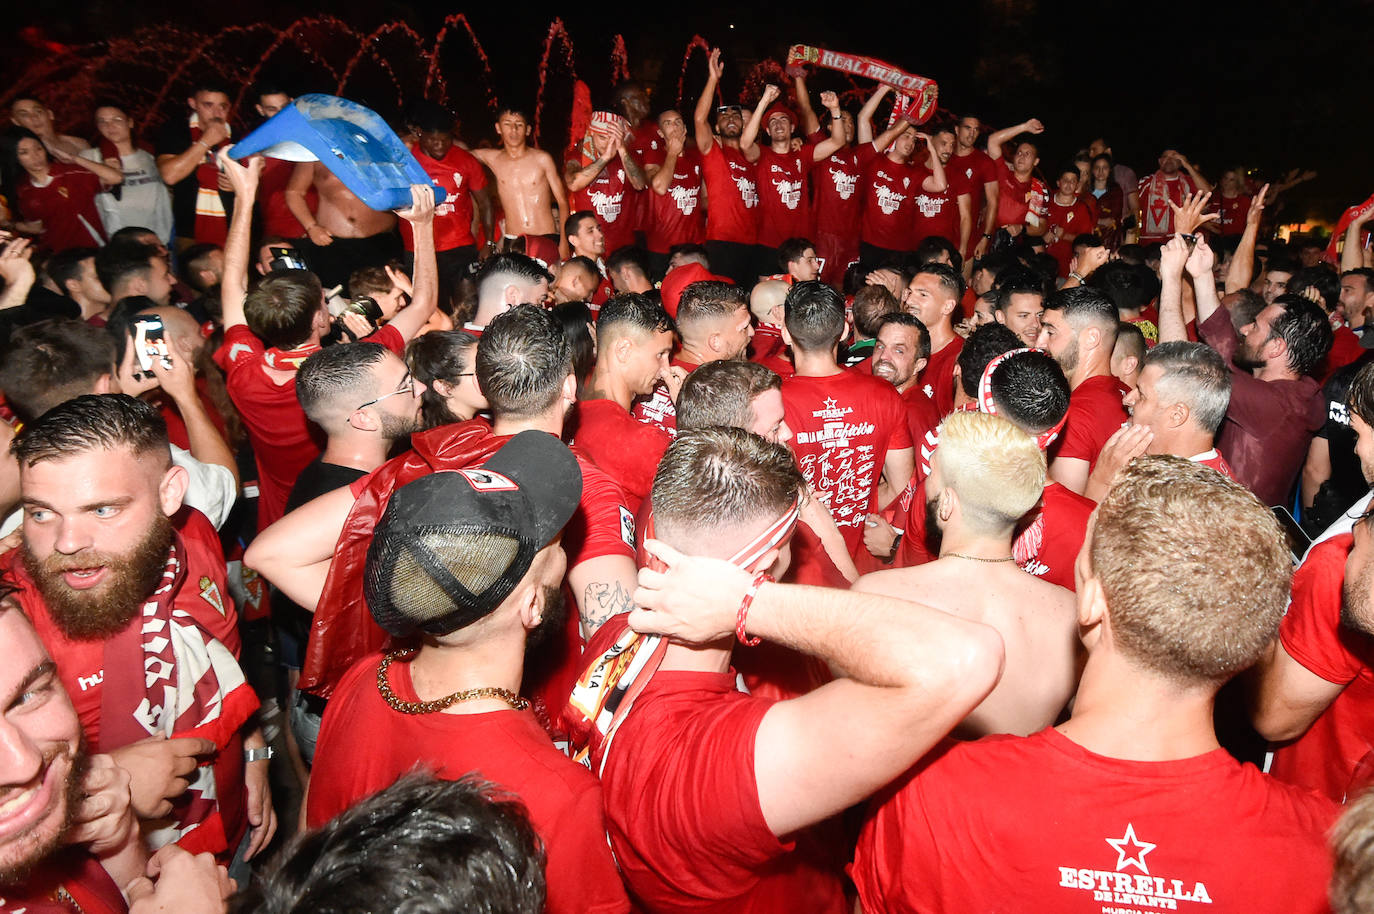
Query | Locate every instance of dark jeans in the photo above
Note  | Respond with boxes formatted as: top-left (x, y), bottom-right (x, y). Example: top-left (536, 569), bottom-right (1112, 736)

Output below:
top-left (296, 232), bottom-right (404, 290)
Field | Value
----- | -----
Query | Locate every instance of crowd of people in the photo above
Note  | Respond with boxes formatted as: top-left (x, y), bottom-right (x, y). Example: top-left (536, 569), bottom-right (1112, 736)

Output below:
top-left (1, 45), bottom-right (1374, 914)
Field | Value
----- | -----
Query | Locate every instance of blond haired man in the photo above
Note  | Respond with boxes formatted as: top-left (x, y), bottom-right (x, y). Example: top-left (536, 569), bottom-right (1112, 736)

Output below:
top-left (856, 410), bottom-right (1078, 737)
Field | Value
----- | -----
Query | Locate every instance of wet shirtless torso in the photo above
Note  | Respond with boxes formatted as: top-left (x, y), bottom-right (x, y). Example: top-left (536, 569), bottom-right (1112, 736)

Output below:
top-left (473, 143), bottom-right (563, 237)
top-left (289, 162), bottom-right (397, 238)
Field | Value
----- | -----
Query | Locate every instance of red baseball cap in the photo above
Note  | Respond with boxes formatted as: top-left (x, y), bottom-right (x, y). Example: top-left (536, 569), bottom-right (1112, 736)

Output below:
top-left (659, 263), bottom-right (733, 319)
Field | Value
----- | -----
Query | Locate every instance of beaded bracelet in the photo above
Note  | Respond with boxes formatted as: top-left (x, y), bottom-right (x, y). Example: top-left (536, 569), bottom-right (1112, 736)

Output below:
top-left (735, 572), bottom-right (773, 647)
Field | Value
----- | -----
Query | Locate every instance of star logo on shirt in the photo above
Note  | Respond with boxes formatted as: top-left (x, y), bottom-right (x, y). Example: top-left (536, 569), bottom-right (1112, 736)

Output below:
top-left (1106, 824), bottom-right (1156, 875)
top-left (823, 397), bottom-right (839, 411)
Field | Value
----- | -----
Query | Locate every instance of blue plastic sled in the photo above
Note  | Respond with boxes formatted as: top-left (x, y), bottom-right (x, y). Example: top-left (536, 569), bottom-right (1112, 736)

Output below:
top-left (228, 94), bottom-right (442, 212)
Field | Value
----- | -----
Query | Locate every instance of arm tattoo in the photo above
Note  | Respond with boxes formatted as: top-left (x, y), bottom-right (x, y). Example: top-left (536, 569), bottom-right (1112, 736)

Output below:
top-left (582, 580), bottom-right (636, 629)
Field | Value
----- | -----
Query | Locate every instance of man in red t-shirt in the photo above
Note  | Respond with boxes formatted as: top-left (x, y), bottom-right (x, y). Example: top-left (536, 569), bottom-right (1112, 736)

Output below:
top-left (901, 263), bottom-right (966, 415)
top-left (213, 155), bottom-right (437, 529)
top-left (569, 427), bottom-right (1003, 913)
top-left (565, 112), bottom-right (646, 259)
top-left (1137, 149), bottom-right (1211, 244)
top-left (0, 596), bottom-right (237, 913)
top-left (246, 305), bottom-right (641, 701)
top-left (1213, 168), bottom-right (1252, 237)
top-left (992, 267), bottom-right (1046, 346)
top-left (406, 100), bottom-right (493, 290)
top-left (306, 432), bottom-right (630, 914)
top-left (853, 457), bottom-right (1338, 914)
top-left (1254, 516), bottom-right (1374, 805)
top-left (692, 48), bottom-right (760, 286)
top-left (632, 280), bottom-right (751, 434)
top-left (950, 114), bottom-right (1000, 259)
top-left (1038, 286), bottom-right (1128, 494)
top-left (252, 85), bottom-right (311, 240)
top-left (1045, 165), bottom-right (1096, 278)
top-left (856, 115), bottom-right (941, 269)
top-left (5, 395), bottom-right (271, 863)
top-left (740, 84), bottom-right (845, 270)
top-left (986, 116), bottom-right (1048, 238)
top-left (1084, 341), bottom-right (1236, 502)
top-left (780, 282), bottom-right (914, 557)
top-left (911, 126), bottom-right (970, 253)
top-left (575, 295), bottom-right (676, 510)
top-left (870, 313), bottom-right (940, 450)
top-left (642, 109), bottom-right (705, 278)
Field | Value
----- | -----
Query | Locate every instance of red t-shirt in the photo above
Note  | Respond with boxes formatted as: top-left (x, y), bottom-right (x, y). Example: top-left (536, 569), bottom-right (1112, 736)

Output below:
top-left (1270, 534), bottom-right (1374, 803)
top-left (754, 143), bottom-right (816, 248)
top-left (572, 398), bottom-right (672, 512)
top-left (1324, 324), bottom-right (1365, 381)
top-left (150, 378), bottom-right (231, 452)
top-left (594, 661), bottom-right (847, 913)
top-left (406, 145), bottom-right (487, 252)
top-left (700, 142), bottom-right (758, 245)
top-left (630, 357), bottom-right (696, 434)
top-left (1047, 198), bottom-right (1096, 277)
top-left (811, 144), bottom-right (863, 240)
top-left (573, 159), bottom-right (636, 255)
top-left (781, 370), bottom-right (913, 556)
top-left (911, 169), bottom-right (962, 248)
top-left (994, 159), bottom-right (1048, 230)
top-left (5, 849), bottom-right (128, 914)
top-left (307, 653), bottom-right (630, 914)
top-left (257, 157), bottom-right (310, 239)
top-left (950, 148), bottom-right (997, 253)
top-left (899, 383), bottom-right (941, 454)
top-left (1053, 374), bottom-right (1130, 470)
top-left (852, 729), bottom-right (1337, 914)
top-left (646, 149), bottom-right (705, 254)
top-left (18, 163), bottom-right (106, 253)
top-left (214, 323), bottom-right (404, 529)
top-left (859, 145), bottom-right (922, 251)
top-left (920, 335), bottom-right (964, 417)
top-left (1137, 172), bottom-right (1200, 243)
top-left (1216, 193), bottom-right (1251, 236)
top-left (1017, 482), bottom-right (1094, 591)
top-left (750, 324), bottom-right (793, 377)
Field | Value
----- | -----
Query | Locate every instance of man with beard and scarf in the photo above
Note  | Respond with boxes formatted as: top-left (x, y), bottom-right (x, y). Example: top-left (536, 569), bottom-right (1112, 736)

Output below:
top-left (1, 395), bottom-right (273, 870)
top-left (1253, 498), bottom-right (1374, 805)
top-left (305, 431), bottom-right (631, 914)
top-left (855, 410), bottom-right (1078, 738)
top-left (1158, 231), bottom-right (1330, 507)
top-left (1036, 285), bottom-right (1129, 495)
top-left (0, 590), bottom-right (236, 913)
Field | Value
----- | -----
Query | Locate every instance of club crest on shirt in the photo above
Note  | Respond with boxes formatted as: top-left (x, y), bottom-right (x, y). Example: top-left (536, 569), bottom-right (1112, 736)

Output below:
top-left (1056, 824), bottom-right (1213, 909)
top-left (199, 575), bottom-right (225, 617)
top-left (618, 506), bottom-right (635, 548)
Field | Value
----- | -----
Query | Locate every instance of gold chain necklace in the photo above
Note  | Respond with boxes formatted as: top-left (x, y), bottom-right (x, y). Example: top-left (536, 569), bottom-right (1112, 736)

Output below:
top-left (376, 648), bottom-right (529, 714)
top-left (944, 552), bottom-right (1016, 563)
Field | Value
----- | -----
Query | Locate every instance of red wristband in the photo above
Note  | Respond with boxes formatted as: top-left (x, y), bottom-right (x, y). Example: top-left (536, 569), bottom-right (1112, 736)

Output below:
top-left (735, 572), bottom-right (773, 647)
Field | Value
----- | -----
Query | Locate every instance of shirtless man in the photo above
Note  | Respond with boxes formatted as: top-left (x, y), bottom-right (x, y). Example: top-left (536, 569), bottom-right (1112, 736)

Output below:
top-left (856, 410), bottom-right (1079, 737)
top-left (10, 96), bottom-right (89, 158)
top-left (284, 162), bottom-right (401, 289)
top-left (473, 108), bottom-right (570, 258)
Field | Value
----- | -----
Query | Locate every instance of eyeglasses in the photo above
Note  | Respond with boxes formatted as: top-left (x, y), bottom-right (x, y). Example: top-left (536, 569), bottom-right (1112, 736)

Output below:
top-left (357, 372), bottom-right (415, 411)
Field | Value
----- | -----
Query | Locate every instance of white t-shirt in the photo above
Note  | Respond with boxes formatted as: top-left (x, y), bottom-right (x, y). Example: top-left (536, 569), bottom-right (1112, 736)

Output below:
top-left (80, 147), bottom-right (174, 243)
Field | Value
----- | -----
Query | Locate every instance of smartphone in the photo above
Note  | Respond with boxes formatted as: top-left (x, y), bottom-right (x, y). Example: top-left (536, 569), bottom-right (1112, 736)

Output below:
top-left (132, 316), bottom-right (172, 373)
top-left (268, 246), bottom-right (308, 272)
top-left (1270, 506), bottom-right (1312, 566)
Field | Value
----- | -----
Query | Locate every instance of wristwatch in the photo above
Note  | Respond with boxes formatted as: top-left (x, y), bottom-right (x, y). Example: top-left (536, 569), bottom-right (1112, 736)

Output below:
top-left (244, 746), bottom-right (275, 763)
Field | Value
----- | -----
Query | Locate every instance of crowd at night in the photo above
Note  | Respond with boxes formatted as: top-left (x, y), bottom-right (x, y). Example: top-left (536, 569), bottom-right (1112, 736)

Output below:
top-left (1, 14), bottom-right (1374, 913)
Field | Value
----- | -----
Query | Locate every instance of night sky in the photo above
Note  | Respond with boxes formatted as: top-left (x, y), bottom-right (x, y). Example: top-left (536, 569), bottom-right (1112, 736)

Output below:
top-left (4, 0), bottom-right (1368, 228)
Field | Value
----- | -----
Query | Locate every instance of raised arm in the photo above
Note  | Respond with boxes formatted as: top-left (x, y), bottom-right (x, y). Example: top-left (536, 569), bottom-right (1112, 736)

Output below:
top-left (618, 141), bottom-right (647, 191)
top-left (1341, 202), bottom-right (1373, 274)
top-left (739, 84), bottom-right (780, 163)
top-left (694, 48), bottom-right (724, 155)
top-left (1157, 233), bottom-right (1192, 343)
top-left (0, 239), bottom-right (36, 312)
top-left (1184, 233), bottom-right (1221, 327)
top-left (157, 117), bottom-right (228, 186)
top-left (918, 132), bottom-right (947, 193)
top-left (384, 184), bottom-right (438, 342)
top-left (565, 122), bottom-right (623, 193)
top-left (651, 123), bottom-right (686, 195)
top-left (792, 73), bottom-right (821, 137)
top-left (1176, 152), bottom-right (1212, 194)
top-left (53, 145), bottom-right (123, 185)
top-left (630, 539), bottom-right (1004, 839)
top-left (855, 84), bottom-right (892, 146)
top-left (244, 484), bottom-right (356, 611)
top-left (811, 91), bottom-right (846, 161)
top-left (986, 117), bottom-right (1042, 163)
top-left (216, 151), bottom-right (260, 331)
top-left (1225, 184), bottom-right (1269, 295)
